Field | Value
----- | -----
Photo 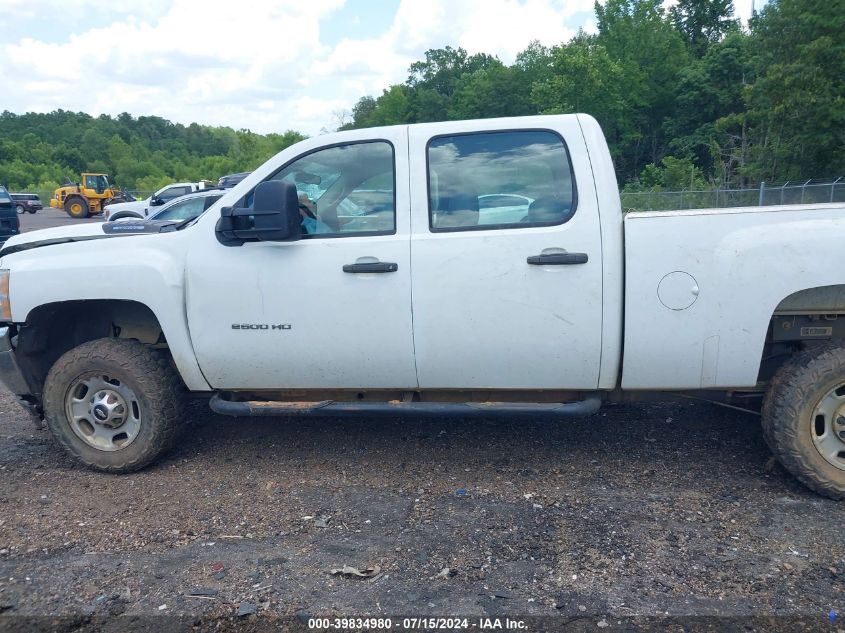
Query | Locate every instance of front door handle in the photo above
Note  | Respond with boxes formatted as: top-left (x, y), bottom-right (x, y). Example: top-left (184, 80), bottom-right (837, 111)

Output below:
top-left (527, 253), bottom-right (588, 265)
top-left (343, 261), bottom-right (398, 273)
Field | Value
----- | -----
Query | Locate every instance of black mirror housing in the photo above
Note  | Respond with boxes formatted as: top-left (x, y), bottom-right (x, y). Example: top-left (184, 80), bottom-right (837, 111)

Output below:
top-left (215, 180), bottom-right (301, 246)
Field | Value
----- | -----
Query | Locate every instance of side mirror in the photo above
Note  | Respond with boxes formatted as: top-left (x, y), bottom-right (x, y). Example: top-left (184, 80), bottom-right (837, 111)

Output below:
top-left (151, 196), bottom-right (163, 206)
top-left (215, 180), bottom-right (301, 246)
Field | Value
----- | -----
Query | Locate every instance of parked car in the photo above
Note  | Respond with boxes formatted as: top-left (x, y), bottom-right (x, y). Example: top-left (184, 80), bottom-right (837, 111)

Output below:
top-left (2, 114), bottom-right (845, 502)
top-left (107, 190), bottom-right (223, 223)
top-left (0, 187), bottom-right (20, 245)
top-left (10, 193), bottom-right (43, 214)
top-left (103, 181), bottom-right (213, 220)
top-left (218, 172), bottom-right (250, 188)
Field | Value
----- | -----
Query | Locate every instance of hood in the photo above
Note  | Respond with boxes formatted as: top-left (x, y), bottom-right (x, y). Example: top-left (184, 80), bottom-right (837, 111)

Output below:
top-left (0, 220), bottom-right (181, 257)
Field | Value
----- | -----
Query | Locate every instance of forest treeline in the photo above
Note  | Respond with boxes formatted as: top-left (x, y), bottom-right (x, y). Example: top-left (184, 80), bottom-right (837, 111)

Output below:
top-left (0, 112), bottom-right (306, 194)
top-left (0, 0), bottom-right (842, 194)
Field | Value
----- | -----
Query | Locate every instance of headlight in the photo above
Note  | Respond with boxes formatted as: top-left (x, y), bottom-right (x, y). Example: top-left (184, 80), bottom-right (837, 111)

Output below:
top-left (0, 270), bottom-right (10, 321)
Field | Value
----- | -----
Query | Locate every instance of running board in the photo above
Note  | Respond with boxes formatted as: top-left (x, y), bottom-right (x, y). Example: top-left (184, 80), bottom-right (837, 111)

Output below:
top-left (209, 393), bottom-right (602, 418)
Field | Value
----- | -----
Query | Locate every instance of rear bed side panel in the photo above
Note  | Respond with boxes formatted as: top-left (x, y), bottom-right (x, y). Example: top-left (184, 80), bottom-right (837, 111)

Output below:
top-left (622, 204), bottom-right (845, 389)
top-left (576, 114), bottom-right (624, 390)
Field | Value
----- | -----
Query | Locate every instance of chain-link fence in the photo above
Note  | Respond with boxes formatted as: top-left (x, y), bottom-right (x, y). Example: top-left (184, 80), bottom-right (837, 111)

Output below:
top-left (621, 178), bottom-right (845, 212)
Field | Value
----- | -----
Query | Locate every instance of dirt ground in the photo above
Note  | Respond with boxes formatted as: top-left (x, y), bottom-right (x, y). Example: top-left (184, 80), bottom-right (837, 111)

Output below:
top-left (0, 386), bottom-right (843, 632)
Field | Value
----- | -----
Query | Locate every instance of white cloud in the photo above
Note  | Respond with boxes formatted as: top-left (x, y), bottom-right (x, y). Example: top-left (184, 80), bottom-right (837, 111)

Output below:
top-left (309, 0), bottom-right (593, 113)
top-left (1, 0), bottom-right (345, 134)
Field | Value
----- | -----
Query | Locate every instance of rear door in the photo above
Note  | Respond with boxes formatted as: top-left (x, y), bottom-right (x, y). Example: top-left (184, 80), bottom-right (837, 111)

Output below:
top-left (408, 119), bottom-right (604, 389)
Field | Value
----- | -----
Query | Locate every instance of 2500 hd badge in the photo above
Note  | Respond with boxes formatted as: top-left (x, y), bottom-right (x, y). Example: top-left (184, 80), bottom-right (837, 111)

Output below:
top-left (231, 323), bottom-right (292, 330)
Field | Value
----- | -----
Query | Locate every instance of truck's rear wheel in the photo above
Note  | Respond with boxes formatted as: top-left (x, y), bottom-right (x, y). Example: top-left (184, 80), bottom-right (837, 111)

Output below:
top-left (762, 343), bottom-right (845, 499)
top-left (43, 338), bottom-right (186, 472)
top-left (64, 196), bottom-right (90, 218)
top-left (15, 204), bottom-right (25, 215)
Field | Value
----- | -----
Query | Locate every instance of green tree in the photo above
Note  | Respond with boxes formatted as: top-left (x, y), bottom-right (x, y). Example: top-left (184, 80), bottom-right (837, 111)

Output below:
top-left (594, 0), bottom-right (690, 177)
top-left (532, 36), bottom-right (630, 162)
top-left (670, 0), bottom-right (737, 56)
top-left (744, 0), bottom-right (845, 180)
top-left (666, 31), bottom-right (753, 185)
top-left (450, 61), bottom-right (537, 120)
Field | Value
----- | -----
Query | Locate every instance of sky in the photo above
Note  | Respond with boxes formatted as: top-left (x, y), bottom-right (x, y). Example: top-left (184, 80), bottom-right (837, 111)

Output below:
top-left (1, 0), bottom-right (765, 136)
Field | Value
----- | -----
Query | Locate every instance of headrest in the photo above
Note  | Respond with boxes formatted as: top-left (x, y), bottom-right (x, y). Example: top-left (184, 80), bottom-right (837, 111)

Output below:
top-left (527, 196), bottom-right (571, 224)
top-left (435, 193), bottom-right (479, 228)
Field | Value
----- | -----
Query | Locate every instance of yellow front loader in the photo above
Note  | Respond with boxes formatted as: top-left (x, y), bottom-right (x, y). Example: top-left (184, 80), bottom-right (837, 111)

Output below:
top-left (50, 173), bottom-right (133, 218)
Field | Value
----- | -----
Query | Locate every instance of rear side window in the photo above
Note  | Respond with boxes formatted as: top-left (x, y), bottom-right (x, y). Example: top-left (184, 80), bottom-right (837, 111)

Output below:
top-left (159, 186), bottom-right (190, 202)
top-left (427, 130), bottom-right (576, 232)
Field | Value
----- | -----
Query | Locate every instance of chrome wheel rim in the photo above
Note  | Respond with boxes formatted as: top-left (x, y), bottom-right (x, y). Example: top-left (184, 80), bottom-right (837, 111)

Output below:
top-left (64, 374), bottom-right (142, 451)
top-left (811, 384), bottom-right (845, 471)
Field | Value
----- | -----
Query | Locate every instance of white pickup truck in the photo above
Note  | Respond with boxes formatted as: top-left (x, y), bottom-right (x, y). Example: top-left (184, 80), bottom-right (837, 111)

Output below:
top-left (103, 180), bottom-right (213, 221)
top-left (0, 114), bottom-right (843, 499)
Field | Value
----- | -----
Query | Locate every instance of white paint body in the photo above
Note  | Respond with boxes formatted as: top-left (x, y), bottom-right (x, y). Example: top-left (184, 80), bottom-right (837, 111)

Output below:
top-left (1, 114), bottom-right (843, 394)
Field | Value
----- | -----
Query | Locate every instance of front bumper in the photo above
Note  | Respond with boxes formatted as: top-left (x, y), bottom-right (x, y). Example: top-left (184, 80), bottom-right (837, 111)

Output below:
top-left (0, 325), bottom-right (31, 395)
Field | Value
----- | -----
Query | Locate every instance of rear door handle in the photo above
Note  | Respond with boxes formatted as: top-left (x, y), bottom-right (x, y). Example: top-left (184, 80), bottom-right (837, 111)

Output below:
top-left (343, 262), bottom-right (398, 273)
top-left (527, 253), bottom-right (588, 265)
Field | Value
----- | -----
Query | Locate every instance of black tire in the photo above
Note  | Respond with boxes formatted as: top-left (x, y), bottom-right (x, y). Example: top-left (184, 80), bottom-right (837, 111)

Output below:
top-left (64, 196), bottom-right (90, 218)
top-left (762, 343), bottom-right (845, 499)
top-left (28, 207), bottom-right (37, 214)
top-left (15, 205), bottom-right (25, 215)
top-left (43, 338), bottom-right (186, 473)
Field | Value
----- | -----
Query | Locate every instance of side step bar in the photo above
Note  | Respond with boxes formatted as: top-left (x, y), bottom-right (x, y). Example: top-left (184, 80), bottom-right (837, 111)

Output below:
top-left (209, 393), bottom-right (602, 418)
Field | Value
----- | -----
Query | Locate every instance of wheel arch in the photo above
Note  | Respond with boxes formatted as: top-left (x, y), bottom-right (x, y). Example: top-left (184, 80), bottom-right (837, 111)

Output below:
top-left (107, 211), bottom-right (143, 222)
top-left (15, 299), bottom-right (202, 398)
top-left (774, 284), bottom-right (845, 314)
top-left (758, 284), bottom-right (845, 384)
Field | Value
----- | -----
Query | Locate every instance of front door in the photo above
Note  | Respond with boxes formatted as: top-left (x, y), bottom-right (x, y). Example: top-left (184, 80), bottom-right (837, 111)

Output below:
top-left (186, 130), bottom-right (417, 390)
top-left (408, 120), bottom-right (604, 390)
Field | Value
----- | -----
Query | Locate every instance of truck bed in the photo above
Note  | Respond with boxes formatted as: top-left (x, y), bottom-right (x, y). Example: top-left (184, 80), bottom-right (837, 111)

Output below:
top-left (621, 202), bottom-right (845, 389)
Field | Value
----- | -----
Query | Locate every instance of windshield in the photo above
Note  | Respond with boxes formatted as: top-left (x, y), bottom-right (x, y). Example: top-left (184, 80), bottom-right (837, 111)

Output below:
top-left (149, 194), bottom-right (220, 222)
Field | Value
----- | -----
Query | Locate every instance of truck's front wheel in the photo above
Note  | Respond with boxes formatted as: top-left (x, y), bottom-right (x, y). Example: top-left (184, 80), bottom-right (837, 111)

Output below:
top-left (763, 343), bottom-right (845, 499)
top-left (43, 338), bottom-right (185, 472)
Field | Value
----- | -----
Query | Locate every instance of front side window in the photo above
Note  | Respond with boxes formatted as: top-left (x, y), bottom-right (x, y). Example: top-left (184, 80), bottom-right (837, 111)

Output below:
top-left (427, 130), bottom-right (576, 232)
top-left (268, 141), bottom-right (395, 237)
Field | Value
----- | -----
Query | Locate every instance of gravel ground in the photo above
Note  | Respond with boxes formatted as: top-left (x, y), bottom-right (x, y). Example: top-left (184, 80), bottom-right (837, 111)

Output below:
top-left (0, 386), bottom-right (843, 631)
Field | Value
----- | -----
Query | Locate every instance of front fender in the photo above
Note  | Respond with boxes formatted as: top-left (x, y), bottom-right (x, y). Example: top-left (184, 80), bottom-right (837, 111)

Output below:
top-left (4, 232), bottom-right (210, 391)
